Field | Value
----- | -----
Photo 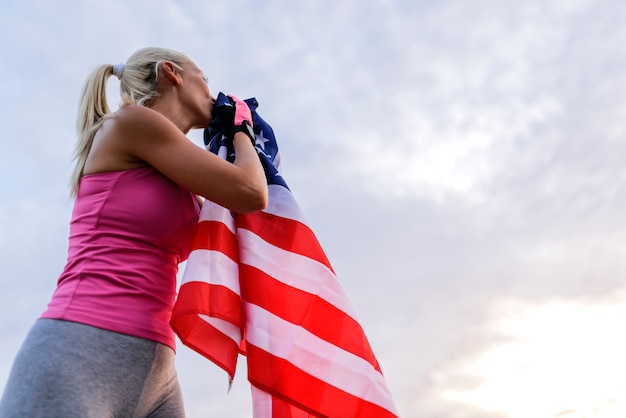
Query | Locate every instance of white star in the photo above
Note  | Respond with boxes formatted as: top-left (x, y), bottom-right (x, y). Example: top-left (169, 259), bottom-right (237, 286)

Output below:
top-left (254, 129), bottom-right (271, 150)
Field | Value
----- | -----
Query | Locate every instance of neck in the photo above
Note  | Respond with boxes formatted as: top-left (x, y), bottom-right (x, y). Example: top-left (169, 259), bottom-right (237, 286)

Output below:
top-left (150, 100), bottom-right (192, 134)
top-left (159, 112), bottom-right (191, 134)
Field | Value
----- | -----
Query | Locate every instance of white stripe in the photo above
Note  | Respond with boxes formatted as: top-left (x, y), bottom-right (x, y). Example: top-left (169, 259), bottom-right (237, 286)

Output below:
top-left (182, 249), bottom-right (240, 295)
top-left (237, 228), bottom-right (359, 320)
top-left (251, 385), bottom-right (273, 418)
top-left (198, 200), bottom-right (236, 234)
top-left (263, 184), bottom-right (307, 223)
top-left (245, 304), bottom-right (398, 414)
top-left (198, 315), bottom-right (241, 345)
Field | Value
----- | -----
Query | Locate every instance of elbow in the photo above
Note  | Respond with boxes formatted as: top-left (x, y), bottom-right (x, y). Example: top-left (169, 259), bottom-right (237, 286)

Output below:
top-left (235, 185), bottom-right (268, 214)
top-left (257, 187), bottom-right (269, 211)
top-left (245, 190), bottom-right (268, 214)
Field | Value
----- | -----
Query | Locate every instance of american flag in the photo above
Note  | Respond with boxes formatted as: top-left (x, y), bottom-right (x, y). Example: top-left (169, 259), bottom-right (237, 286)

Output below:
top-left (171, 93), bottom-right (398, 418)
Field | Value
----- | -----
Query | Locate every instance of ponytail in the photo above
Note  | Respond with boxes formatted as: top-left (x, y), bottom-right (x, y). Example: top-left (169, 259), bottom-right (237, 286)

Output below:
top-left (70, 64), bottom-right (114, 197)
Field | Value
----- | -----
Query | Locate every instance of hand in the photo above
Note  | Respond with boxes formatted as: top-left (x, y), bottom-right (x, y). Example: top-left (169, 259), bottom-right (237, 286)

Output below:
top-left (228, 94), bottom-right (252, 128)
top-left (226, 94), bottom-right (255, 145)
top-left (206, 92), bottom-right (256, 147)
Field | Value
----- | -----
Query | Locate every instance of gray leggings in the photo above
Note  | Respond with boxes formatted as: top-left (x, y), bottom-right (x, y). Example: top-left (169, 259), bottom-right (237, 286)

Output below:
top-left (0, 319), bottom-right (185, 418)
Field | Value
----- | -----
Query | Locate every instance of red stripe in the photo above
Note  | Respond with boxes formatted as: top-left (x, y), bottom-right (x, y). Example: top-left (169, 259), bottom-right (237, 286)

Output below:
top-left (247, 344), bottom-right (396, 418)
top-left (173, 281), bottom-right (243, 326)
top-left (241, 265), bottom-right (380, 372)
top-left (172, 314), bottom-right (239, 377)
top-left (271, 396), bottom-right (314, 418)
top-left (237, 212), bottom-right (333, 272)
top-left (171, 281), bottom-right (242, 376)
top-left (191, 220), bottom-right (239, 261)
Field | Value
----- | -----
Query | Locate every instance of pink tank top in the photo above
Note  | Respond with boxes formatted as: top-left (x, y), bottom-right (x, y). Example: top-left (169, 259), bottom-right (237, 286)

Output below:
top-left (41, 166), bottom-right (200, 350)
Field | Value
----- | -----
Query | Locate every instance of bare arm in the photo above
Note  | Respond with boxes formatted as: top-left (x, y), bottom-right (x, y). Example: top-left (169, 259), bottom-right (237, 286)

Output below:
top-left (113, 105), bottom-right (268, 214)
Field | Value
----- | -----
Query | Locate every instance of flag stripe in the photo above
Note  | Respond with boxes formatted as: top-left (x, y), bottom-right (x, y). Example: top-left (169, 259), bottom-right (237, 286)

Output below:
top-left (171, 282), bottom-right (241, 375)
top-left (183, 249), bottom-right (241, 294)
top-left (263, 184), bottom-right (307, 223)
top-left (247, 344), bottom-right (397, 418)
top-left (174, 281), bottom-right (242, 326)
top-left (197, 198), bottom-right (237, 233)
top-left (245, 304), bottom-right (397, 414)
top-left (237, 229), bottom-right (358, 320)
top-left (173, 281), bottom-right (242, 337)
top-left (270, 395), bottom-right (314, 418)
top-left (241, 264), bottom-right (380, 371)
top-left (251, 386), bottom-right (273, 418)
top-left (252, 387), bottom-right (314, 418)
top-left (191, 220), bottom-right (239, 261)
top-left (198, 313), bottom-right (241, 346)
top-left (237, 211), bottom-right (332, 271)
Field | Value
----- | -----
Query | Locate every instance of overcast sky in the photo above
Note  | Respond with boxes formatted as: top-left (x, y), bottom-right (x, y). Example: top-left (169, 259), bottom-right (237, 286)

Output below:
top-left (2, 1), bottom-right (626, 417)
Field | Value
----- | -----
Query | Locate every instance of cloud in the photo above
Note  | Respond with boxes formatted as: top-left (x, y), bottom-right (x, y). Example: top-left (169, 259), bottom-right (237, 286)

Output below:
top-left (2, 1), bottom-right (626, 417)
top-left (441, 293), bottom-right (626, 417)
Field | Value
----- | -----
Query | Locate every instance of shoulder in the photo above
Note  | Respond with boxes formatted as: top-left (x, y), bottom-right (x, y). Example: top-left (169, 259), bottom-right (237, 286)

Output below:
top-left (106, 105), bottom-right (185, 150)
top-left (112, 105), bottom-right (173, 132)
top-left (84, 106), bottom-right (168, 174)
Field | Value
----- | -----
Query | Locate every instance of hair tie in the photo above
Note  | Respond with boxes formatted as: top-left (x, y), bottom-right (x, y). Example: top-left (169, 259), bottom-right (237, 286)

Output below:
top-left (112, 63), bottom-right (125, 80)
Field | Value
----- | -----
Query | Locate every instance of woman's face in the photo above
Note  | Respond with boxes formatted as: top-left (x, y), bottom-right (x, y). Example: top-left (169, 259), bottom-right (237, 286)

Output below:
top-left (179, 60), bottom-right (215, 129)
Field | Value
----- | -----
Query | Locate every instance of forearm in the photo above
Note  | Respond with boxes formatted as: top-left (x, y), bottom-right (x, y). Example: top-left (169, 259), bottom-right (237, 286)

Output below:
top-left (231, 132), bottom-right (268, 211)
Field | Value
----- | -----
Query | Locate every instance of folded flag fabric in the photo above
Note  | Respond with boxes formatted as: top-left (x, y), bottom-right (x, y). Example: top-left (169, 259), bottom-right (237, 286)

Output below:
top-left (171, 93), bottom-right (398, 418)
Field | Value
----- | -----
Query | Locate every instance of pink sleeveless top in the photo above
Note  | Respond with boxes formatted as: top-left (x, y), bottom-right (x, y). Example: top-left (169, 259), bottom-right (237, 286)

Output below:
top-left (41, 166), bottom-right (200, 350)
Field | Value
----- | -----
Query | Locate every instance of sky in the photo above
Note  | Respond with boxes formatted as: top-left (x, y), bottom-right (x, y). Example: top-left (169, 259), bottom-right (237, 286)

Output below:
top-left (1, 0), bottom-right (626, 417)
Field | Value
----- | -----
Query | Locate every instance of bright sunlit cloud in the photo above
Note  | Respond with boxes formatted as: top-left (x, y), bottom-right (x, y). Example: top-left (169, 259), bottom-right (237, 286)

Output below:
top-left (444, 295), bottom-right (626, 417)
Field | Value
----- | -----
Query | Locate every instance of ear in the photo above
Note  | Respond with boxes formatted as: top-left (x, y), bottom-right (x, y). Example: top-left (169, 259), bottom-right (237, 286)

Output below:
top-left (161, 61), bottom-right (182, 86)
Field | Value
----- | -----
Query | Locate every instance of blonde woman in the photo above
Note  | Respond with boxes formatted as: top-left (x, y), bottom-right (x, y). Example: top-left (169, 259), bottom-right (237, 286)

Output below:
top-left (0, 47), bottom-right (267, 417)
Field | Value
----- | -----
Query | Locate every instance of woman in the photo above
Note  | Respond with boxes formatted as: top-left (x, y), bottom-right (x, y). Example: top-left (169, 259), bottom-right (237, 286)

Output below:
top-left (0, 47), bottom-right (267, 417)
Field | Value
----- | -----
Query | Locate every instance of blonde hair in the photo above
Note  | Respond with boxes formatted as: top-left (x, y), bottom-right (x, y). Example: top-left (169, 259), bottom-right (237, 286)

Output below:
top-left (70, 47), bottom-right (190, 196)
